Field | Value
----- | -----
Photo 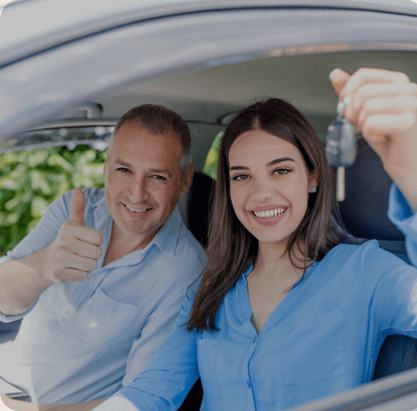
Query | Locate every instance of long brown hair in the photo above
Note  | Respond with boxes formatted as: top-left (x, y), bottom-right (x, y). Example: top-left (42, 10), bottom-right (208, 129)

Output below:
top-left (187, 98), bottom-right (353, 331)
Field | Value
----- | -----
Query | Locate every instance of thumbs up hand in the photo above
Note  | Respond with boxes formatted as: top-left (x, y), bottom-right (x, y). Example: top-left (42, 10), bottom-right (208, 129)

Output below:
top-left (43, 189), bottom-right (103, 284)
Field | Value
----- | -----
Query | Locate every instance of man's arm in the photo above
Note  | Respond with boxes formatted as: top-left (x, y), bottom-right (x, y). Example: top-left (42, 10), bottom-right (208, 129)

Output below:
top-left (1, 393), bottom-right (106, 411)
top-left (0, 189), bottom-right (103, 316)
top-left (0, 247), bottom-right (53, 315)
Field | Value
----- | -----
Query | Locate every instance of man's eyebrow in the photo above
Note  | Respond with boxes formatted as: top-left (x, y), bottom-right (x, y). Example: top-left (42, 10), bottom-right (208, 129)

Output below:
top-left (113, 159), bottom-right (172, 178)
top-left (229, 157), bottom-right (295, 171)
top-left (113, 158), bottom-right (132, 168)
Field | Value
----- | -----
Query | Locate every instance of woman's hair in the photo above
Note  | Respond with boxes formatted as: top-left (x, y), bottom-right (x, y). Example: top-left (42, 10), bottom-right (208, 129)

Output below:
top-left (187, 98), bottom-right (351, 331)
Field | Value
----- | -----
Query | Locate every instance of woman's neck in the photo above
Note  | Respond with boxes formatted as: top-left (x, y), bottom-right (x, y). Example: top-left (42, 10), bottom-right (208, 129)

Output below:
top-left (254, 240), bottom-right (308, 280)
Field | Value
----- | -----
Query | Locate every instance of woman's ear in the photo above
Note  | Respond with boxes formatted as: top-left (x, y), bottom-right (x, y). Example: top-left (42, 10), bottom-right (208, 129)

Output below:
top-left (309, 170), bottom-right (319, 193)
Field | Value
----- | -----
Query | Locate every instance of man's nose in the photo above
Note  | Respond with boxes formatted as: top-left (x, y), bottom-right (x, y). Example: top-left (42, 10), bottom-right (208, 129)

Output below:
top-left (128, 177), bottom-right (148, 203)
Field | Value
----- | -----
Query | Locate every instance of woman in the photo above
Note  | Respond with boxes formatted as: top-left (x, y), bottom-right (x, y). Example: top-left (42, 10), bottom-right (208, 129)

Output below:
top-left (95, 69), bottom-right (417, 410)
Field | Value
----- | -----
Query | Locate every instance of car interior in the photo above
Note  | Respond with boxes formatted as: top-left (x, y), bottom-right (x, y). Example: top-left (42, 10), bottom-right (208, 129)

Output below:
top-left (1, 43), bottom-right (417, 409)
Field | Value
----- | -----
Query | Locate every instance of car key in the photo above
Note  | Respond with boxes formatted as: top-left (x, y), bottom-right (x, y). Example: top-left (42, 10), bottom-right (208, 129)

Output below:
top-left (325, 101), bottom-right (356, 202)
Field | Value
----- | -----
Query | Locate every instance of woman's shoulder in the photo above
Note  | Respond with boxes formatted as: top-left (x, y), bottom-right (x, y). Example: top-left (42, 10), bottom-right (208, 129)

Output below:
top-left (318, 239), bottom-right (413, 282)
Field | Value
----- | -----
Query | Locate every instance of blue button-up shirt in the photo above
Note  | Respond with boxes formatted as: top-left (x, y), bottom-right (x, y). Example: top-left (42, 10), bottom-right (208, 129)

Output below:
top-left (93, 184), bottom-right (417, 411)
top-left (0, 188), bottom-right (205, 405)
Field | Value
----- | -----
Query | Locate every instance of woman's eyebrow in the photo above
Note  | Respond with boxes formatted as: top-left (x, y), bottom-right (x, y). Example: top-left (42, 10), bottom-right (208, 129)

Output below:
top-left (229, 157), bottom-right (295, 171)
top-left (267, 157), bottom-right (295, 167)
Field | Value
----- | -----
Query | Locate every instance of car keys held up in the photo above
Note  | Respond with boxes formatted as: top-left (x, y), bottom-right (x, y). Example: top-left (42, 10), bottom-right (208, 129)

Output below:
top-left (326, 97), bottom-right (357, 202)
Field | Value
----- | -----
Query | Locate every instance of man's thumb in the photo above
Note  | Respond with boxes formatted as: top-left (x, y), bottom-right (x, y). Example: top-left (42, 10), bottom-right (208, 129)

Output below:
top-left (69, 188), bottom-right (85, 226)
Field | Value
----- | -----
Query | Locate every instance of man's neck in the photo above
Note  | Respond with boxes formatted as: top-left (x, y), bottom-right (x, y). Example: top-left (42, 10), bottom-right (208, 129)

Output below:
top-left (103, 224), bottom-right (159, 266)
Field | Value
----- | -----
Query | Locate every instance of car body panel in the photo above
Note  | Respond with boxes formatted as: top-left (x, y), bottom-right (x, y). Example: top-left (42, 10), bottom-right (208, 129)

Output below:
top-left (2, 1), bottom-right (417, 409)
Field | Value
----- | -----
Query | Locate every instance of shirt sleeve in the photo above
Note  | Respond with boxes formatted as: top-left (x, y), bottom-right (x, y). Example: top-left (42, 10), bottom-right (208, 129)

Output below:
top-left (115, 288), bottom-right (199, 411)
top-left (388, 184), bottom-right (417, 267)
top-left (0, 192), bottom-right (71, 323)
top-left (91, 396), bottom-right (140, 411)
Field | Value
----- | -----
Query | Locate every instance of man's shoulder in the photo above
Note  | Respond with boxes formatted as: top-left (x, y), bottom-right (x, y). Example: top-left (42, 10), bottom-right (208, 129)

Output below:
top-left (80, 187), bottom-right (105, 203)
top-left (175, 224), bottom-right (207, 273)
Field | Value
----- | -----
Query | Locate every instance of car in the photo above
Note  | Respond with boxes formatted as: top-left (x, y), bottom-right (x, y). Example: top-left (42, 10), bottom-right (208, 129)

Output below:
top-left (1, 0), bottom-right (417, 410)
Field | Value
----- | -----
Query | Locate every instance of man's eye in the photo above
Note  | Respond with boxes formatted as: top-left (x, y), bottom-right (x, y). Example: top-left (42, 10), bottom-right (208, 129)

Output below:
top-left (151, 175), bottom-right (167, 181)
top-left (117, 167), bottom-right (129, 173)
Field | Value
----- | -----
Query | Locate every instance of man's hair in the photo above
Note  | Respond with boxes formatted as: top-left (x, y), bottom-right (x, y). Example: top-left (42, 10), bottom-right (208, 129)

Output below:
top-left (108, 104), bottom-right (191, 175)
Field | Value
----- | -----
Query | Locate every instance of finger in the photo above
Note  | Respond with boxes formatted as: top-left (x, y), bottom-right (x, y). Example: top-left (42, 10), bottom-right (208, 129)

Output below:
top-left (55, 251), bottom-right (98, 275)
top-left (340, 67), bottom-right (410, 102)
top-left (69, 188), bottom-right (86, 226)
top-left (63, 222), bottom-right (102, 246)
top-left (68, 241), bottom-right (103, 260)
top-left (357, 94), bottom-right (417, 132)
top-left (54, 268), bottom-right (90, 283)
top-left (362, 112), bottom-right (417, 147)
top-left (347, 82), bottom-right (417, 123)
top-left (348, 82), bottom-right (417, 122)
top-left (329, 68), bottom-right (351, 97)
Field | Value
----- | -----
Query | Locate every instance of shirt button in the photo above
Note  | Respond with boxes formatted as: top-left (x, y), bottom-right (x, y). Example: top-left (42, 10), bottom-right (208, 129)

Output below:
top-left (90, 276), bottom-right (95, 281)
top-left (65, 310), bottom-right (72, 318)
top-left (247, 380), bottom-right (251, 388)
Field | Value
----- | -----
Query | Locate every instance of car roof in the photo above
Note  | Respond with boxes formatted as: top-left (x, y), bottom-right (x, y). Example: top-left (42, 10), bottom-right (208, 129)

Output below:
top-left (1, 0), bottom-right (417, 152)
top-left (1, 0), bottom-right (417, 67)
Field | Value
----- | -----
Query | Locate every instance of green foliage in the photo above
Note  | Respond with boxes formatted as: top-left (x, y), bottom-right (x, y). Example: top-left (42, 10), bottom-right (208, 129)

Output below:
top-left (202, 131), bottom-right (222, 181)
top-left (0, 145), bottom-right (106, 257)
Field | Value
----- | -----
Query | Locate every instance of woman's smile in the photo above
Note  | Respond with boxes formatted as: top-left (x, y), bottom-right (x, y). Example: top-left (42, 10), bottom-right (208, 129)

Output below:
top-left (228, 129), bottom-right (317, 248)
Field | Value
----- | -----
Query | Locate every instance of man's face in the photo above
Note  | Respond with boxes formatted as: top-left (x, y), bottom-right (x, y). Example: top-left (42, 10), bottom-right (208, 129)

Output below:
top-left (104, 122), bottom-right (192, 248)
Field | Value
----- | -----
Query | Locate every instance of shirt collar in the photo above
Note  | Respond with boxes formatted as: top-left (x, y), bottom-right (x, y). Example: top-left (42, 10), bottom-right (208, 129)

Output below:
top-left (150, 206), bottom-right (182, 256)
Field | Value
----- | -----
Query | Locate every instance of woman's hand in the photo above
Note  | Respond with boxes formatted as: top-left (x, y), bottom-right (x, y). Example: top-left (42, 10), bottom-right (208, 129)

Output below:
top-left (0, 392), bottom-right (38, 410)
top-left (330, 68), bottom-right (417, 212)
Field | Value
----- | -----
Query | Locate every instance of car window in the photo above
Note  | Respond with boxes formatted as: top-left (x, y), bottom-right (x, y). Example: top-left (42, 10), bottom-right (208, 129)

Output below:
top-left (2, 2), bottom-right (417, 410)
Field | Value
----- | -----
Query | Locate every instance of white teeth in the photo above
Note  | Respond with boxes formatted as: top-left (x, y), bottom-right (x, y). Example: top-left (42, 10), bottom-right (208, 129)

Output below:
top-left (125, 204), bottom-right (148, 213)
top-left (253, 208), bottom-right (285, 218)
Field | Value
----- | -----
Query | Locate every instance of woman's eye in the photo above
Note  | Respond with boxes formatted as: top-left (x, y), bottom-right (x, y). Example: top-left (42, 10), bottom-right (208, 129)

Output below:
top-left (273, 168), bottom-right (291, 175)
top-left (231, 174), bottom-right (248, 181)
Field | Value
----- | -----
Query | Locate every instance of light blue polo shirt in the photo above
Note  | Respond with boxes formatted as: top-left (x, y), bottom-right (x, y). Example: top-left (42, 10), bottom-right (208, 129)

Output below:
top-left (0, 188), bottom-right (206, 405)
top-left (93, 184), bottom-right (417, 411)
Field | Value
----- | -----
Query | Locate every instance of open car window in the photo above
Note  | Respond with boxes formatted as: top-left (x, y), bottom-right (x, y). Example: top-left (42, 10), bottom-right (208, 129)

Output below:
top-left (1, 1), bottom-right (417, 410)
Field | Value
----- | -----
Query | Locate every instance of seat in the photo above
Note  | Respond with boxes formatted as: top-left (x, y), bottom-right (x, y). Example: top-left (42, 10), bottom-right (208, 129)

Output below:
top-left (177, 171), bottom-right (214, 410)
top-left (178, 171), bottom-right (214, 248)
top-left (339, 138), bottom-right (408, 261)
top-left (337, 138), bottom-right (417, 380)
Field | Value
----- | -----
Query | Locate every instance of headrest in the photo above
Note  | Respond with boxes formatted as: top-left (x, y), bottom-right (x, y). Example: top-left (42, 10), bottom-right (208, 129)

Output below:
top-left (338, 138), bottom-right (405, 242)
top-left (178, 171), bottom-right (214, 247)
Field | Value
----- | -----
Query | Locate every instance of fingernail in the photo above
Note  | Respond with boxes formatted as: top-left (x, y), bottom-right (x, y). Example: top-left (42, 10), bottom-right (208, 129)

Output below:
top-left (344, 95), bottom-right (351, 105)
top-left (329, 68), bottom-right (340, 80)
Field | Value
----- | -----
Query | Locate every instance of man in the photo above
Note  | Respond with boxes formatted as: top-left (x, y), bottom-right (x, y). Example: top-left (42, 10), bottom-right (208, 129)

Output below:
top-left (0, 104), bottom-right (206, 410)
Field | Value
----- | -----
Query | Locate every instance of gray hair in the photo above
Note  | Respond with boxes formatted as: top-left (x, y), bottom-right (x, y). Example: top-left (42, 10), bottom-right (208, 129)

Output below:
top-left (108, 104), bottom-right (191, 176)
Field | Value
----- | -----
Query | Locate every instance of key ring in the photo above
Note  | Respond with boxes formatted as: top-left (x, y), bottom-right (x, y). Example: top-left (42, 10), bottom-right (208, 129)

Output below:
top-left (337, 96), bottom-right (351, 118)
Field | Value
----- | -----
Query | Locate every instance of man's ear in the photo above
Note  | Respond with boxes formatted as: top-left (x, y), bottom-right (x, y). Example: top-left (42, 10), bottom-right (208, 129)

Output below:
top-left (180, 164), bottom-right (194, 195)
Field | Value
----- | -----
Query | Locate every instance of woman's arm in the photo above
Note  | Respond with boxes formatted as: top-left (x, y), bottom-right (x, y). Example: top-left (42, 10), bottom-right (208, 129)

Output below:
top-left (330, 68), bottom-right (417, 212)
top-left (91, 289), bottom-right (200, 411)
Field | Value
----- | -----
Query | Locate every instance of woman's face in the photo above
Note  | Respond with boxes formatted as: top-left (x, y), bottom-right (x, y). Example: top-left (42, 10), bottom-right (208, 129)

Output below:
top-left (228, 129), bottom-right (317, 248)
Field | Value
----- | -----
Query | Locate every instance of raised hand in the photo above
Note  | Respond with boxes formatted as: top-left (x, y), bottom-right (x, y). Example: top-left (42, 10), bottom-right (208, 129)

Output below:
top-left (330, 68), bottom-right (417, 211)
top-left (43, 189), bottom-right (103, 284)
